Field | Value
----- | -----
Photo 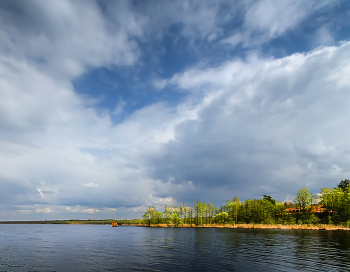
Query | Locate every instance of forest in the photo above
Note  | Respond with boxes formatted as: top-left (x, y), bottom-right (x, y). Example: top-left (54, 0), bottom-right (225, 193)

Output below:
top-left (142, 179), bottom-right (350, 227)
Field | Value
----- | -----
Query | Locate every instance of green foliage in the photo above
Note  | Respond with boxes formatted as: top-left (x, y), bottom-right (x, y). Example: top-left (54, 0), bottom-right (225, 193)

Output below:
top-left (345, 220), bottom-right (350, 228)
top-left (216, 212), bottom-right (229, 224)
top-left (141, 178), bottom-right (350, 226)
top-left (142, 206), bottom-right (155, 226)
top-left (277, 210), bottom-right (294, 225)
top-left (305, 214), bottom-right (319, 225)
top-left (338, 179), bottom-right (350, 192)
top-left (155, 211), bottom-right (163, 224)
top-left (263, 195), bottom-right (276, 205)
top-left (294, 187), bottom-right (312, 209)
top-left (319, 186), bottom-right (350, 224)
top-left (225, 196), bottom-right (240, 224)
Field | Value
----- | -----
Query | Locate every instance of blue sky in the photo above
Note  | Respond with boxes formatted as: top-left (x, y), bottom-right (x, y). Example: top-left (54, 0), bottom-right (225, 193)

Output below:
top-left (0, 0), bottom-right (350, 220)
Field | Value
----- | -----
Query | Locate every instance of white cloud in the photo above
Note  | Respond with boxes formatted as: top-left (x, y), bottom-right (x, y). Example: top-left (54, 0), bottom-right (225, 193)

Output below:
top-left (83, 183), bottom-right (99, 188)
top-left (314, 26), bottom-right (335, 46)
top-left (162, 59), bottom-right (256, 92)
top-left (0, 0), bottom-right (143, 80)
top-left (221, 32), bottom-right (246, 46)
top-left (245, 0), bottom-right (309, 38)
top-left (223, 0), bottom-right (339, 48)
top-left (68, 206), bottom-right (101, 214)
top-left (36, 207), bottom-right (53, 214)
top-left (149, 41), bottom-right (350, 200)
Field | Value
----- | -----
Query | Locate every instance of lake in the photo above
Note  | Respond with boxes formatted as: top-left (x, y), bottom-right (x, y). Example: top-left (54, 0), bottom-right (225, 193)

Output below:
top-left (1, 224), bottom-right (350, 271)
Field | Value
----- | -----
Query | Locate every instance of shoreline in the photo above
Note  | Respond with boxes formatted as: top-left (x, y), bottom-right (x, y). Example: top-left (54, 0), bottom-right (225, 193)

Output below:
top-left (132, 223), bottom-right (350, 231)
top-left (1, 221), bottom-right (349, 230)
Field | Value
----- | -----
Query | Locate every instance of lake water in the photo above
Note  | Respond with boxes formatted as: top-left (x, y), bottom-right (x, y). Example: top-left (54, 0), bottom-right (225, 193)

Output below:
top-left (1, 225), bottom-right (350, 271)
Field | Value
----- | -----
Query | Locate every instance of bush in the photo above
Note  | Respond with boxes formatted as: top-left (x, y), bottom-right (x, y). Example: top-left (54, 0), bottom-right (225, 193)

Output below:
top-left (345, 220), bottom-right (350, 228)
top-left (328, 215), bottom-right (333, 225)
top-left (305, 214), bottom-right (319, 225)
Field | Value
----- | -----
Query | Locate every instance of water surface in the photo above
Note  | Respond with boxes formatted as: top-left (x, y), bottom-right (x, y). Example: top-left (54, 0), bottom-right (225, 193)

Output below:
top-left (1, 224), bottom-right (350, 271)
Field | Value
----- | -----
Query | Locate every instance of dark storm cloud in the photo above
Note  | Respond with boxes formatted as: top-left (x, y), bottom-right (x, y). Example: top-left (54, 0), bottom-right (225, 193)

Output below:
top-left (0, 179), bottom-right (40, 204)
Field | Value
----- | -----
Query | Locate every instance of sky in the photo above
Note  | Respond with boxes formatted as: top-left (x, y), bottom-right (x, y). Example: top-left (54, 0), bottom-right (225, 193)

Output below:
top-left (1, 0), bottom-right (350, 220)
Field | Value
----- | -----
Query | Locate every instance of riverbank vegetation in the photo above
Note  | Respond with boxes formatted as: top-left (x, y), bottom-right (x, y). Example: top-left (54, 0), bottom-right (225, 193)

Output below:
top-left (134, 223), bottom-right (350, 230)
top-left (142, 179), bottom-right (350, 228)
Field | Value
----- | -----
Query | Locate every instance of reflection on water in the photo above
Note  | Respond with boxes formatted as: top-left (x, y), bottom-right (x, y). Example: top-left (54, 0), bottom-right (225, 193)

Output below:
top-left (1, 224), bottom-right (350, 271)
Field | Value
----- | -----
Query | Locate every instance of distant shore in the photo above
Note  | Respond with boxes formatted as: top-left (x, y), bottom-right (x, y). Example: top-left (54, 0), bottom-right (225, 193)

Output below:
top-left (0, 219), bottom-right (127, 225)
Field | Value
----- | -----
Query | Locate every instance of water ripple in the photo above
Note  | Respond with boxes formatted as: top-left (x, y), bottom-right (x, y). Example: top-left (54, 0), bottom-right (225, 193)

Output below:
top-left (1, 225), bottom-right (350, 271)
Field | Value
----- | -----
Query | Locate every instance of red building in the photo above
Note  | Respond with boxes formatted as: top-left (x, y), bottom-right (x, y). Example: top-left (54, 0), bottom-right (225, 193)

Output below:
top-left (282, 204), bottom-right (332, 214)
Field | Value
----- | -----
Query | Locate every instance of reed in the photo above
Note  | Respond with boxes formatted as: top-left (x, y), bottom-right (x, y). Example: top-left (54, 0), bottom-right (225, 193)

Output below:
top-left (131, 223), bottom-right (350, 230)
top-left (233, 223), bottom-right (350, 230)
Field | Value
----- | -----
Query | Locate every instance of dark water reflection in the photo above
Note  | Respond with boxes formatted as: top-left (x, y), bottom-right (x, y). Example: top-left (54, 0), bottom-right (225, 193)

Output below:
top-left (1, 225), bottom-right (350, 271)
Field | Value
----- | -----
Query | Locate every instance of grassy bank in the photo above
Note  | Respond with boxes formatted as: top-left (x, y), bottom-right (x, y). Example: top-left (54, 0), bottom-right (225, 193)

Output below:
top-left (133, 223), bottom-right (350, 230)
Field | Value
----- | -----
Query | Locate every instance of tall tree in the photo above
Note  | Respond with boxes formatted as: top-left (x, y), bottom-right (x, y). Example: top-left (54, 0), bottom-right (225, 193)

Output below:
top-left (320, 187), bottom-right (336, 223)
top-left (208, 201), bottom-right (214, 224)
top-left (183, 202), bottom-right (187, 224)
top-left (142, 206), bottom-right (155, 226)
top-left (320, 187), bottom-right (347, 223)
top-left (294, 187), bottom-right (312, 223)
top-left (155, 211), bottom-right (163, 224)
top-left (233, 196), bottom-right (240, 224)
top-left (294, 187), bottom-right (312, 209)
top-left (263, 195), bottom-right (276, 205)
top-left (337, 179), bottom-right (350, 192)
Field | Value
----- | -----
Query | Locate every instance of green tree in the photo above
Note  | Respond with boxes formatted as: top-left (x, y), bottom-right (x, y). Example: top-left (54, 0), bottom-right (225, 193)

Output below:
top-left (208, 201), bottom-right (214, 224)
top-left (194, 202), bottom-right (208, 226)
top-left (188, 204), bottom-right (194, 225)
top-left (261, 199), bottom-right (275, 224)
top-left (216, 212), bottom-right (228, 224)
top-left (164, 204), bottom-right (173, 226)
top-left (225, 196), bottom-right (240, 224)
top-left (320, 187), bottom-right (348, 223)
top-left (155, 211), bottom-right (163, 224)
top-left (233, 196), bottom-right (240, 224)
top-left (337, 179), bottom-right (350, 192)
top-left (319, 187), bottom-right (334, 223)
top-left (294, 187), bottom-right (312, 209)
top-left (263, 195), bottom-right (276, 205)
top-left (294, 187), bottom-right (312, 224)
top-left (142, 206), bottom-right (155, 226)
top-left (202, 202), bottom-right (208, 224)
top-left (183, 202), bottom-right (187, 224)
top-left (173, 212), bottom-right (181, 226)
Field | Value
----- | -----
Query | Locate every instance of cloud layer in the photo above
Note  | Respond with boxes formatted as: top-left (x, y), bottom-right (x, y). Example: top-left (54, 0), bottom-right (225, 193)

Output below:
top-left (0, 0), bottom-right (349, 219)
top-left (152, 42), bottom-right (350, 201)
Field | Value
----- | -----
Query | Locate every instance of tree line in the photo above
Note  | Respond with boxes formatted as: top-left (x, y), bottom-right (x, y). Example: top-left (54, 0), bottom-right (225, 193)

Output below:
top-left (142, 179), bottom-right (350, 226)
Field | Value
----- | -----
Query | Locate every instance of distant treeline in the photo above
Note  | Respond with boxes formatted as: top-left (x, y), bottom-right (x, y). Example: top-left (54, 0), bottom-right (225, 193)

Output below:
top-left (143, 179), bottom-right (350, 226)
top-left (0, 219), bottom-right (138, 225)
